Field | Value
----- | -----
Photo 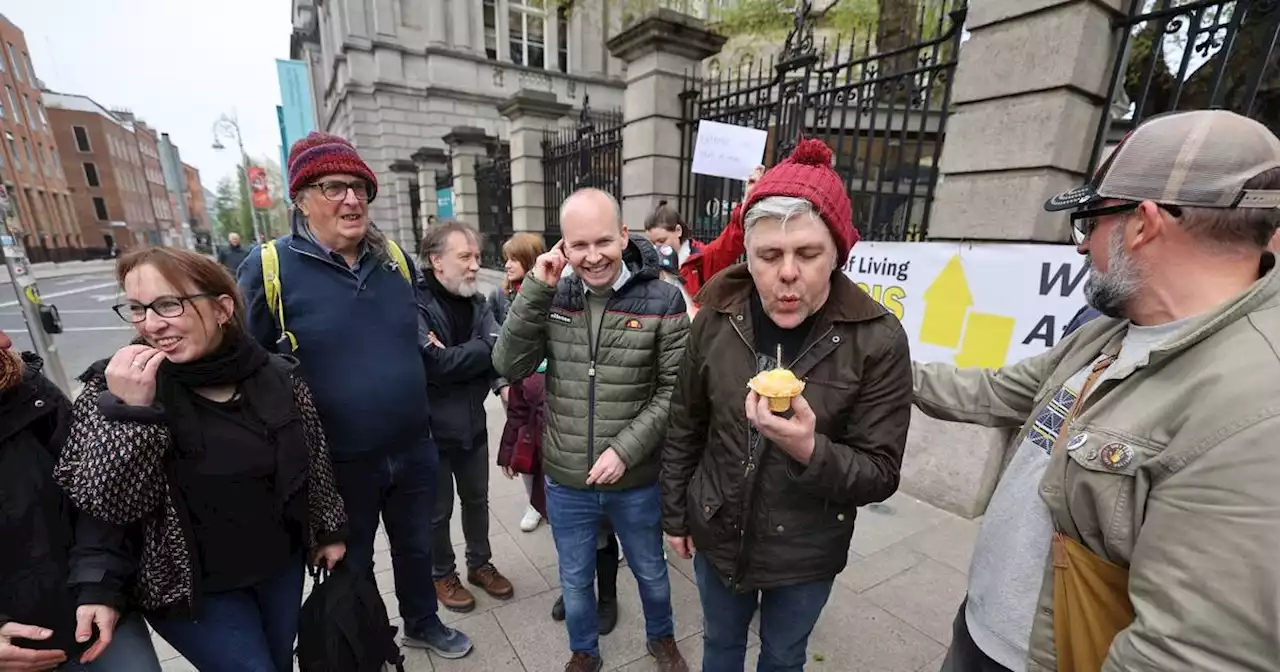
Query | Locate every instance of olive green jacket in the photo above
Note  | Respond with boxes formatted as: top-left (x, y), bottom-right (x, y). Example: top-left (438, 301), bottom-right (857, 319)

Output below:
top-left (492, 236), bottom-right (689, 490)
top-left (915, 257), bottom-right (1280, 671)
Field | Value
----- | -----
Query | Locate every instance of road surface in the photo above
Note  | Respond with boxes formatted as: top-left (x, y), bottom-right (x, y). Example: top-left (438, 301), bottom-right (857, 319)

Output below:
top-left (0, 271), bottom-right (133, 381)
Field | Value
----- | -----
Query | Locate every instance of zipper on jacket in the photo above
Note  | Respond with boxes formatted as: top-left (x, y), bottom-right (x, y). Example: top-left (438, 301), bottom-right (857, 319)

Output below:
top-left (585, 296), bottom-right (610, 486)
top-left (726, 317), bottom-right (835, 590)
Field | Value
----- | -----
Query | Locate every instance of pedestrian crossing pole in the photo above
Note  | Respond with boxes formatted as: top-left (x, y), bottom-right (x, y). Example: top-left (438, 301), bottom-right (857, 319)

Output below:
top-left (0, 185), bottom-right (71, 396)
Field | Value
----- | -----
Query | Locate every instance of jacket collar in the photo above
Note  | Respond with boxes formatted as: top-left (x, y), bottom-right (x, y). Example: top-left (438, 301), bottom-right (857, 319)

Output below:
top-left (696, 263), bottom-right (888, 324)
top-left (0, 354), bottom-right (58, 446)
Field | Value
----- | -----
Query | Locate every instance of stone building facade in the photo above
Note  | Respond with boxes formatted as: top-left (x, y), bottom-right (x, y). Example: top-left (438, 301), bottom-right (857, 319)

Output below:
top-left (289, 0), bottom-right (627, 249)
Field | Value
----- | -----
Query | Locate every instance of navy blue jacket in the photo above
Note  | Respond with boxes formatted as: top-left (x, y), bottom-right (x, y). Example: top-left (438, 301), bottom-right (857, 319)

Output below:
top-left (238, 224), bottom-right (429, 461)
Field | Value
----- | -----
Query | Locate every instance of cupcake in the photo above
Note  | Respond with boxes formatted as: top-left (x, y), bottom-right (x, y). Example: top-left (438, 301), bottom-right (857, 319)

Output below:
top-left (748, 368), bottom-right (805, 413)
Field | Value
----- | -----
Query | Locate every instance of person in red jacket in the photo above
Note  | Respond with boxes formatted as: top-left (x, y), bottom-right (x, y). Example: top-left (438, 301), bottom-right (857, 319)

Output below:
top-left (644, 166), bottom-right (765, 305)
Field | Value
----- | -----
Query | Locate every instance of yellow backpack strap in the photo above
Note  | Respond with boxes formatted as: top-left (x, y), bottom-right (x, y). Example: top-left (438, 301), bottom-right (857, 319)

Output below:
top-left (388, 241), bottom-right (412, 283)
top-left (261, 241), bottom-right (298, 352)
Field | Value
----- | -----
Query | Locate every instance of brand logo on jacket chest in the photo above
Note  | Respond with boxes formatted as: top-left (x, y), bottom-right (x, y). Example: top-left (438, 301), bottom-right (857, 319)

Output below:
top-left (549, 312), bottom-right (573, 325)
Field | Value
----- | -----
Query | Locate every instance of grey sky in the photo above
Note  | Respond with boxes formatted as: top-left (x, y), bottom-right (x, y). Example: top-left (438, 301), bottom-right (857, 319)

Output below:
top-left (1, 0), bottom-right (294, 195)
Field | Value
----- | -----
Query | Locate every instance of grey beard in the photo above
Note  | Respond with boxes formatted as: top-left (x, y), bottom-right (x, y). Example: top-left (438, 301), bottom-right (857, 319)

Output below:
top-left (450, 279), bottom-right (479, 298)
top-left (1083, 226), bottom-right (1143, 319)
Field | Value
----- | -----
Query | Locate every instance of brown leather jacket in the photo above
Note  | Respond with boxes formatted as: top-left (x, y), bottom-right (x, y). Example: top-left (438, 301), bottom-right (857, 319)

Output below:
top-left (661, 265), bottom-right (912, 590)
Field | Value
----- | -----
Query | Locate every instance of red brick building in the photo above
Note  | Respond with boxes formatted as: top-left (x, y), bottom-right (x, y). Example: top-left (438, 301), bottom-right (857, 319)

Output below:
top-left (44, 93), bottom-right (153, 253)
top-left (0, 14), bottom-right (80, 260)
top-left (127, 118), bottom-right (177, 246)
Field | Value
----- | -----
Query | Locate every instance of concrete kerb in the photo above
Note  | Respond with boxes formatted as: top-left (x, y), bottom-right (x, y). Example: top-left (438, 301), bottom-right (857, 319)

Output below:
top-left (0, 259), bottom-right (118, 284)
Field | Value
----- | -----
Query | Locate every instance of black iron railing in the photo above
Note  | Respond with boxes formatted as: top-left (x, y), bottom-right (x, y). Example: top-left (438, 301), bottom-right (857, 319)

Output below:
top-left (476, 147), bottom-right (513, 270)
top-left (542, 97), bottom-right (624, 238)
top-left (1091, 0), bottom-right (1280, 174)
top-left (677, 1), bottom-right (966, 243)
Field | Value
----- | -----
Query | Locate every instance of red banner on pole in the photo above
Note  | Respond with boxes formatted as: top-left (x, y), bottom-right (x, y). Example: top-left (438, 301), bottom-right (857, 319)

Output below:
top-left (248, 166), bottom-right (272, 209)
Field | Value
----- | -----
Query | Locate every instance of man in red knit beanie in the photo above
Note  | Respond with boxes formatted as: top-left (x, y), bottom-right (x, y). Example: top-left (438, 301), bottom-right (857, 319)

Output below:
top-left (662, 138), bottom-right (912, 671)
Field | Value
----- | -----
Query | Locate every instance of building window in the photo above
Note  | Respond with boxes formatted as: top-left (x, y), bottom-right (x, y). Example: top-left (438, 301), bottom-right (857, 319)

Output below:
top-left (73, 126), bottom-right (91, 152)
top-left (22, 139), bottom-right (32, 169)
top-left (22, 96), bottom-right (35, 130)
top-left (509, 0), bottom-right (547, 69)
top-left (24, 53), bottom-right (34, 83)
top-left (8, 45), bottom-right (21, 84)
top-left (93, 197), bottom-right (109, 221)
top-left (6, 88), bottom-right (18, 125)
top-left (37, 103), bottom-right (47, 129)
top-left (83, 162), bottom-right (100, 187)
top-left (557, 6), bottom-right (569, 73)
top-left (0, 94), bottom-right (5, 120)
top-left (53, 150), bottom-right (62, 175)
top-left (6, 133), bottom-right (20, 171)
top-left (483, 0), bottom-right (497, 60)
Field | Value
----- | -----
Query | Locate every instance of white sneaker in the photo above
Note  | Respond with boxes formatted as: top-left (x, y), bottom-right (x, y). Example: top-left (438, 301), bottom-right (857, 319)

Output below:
top-left (519, 506), bottom-right (542, 532)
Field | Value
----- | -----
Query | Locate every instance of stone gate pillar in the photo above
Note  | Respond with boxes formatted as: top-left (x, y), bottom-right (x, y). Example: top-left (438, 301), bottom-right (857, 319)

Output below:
top-left (388, 159), bottom-right (418, 253)
top-left (905, 0), bottom-right (1125, 517)
top-left (443, 127), bottom-right (491, 227)
top-left (500, 90), bottom-right (572, 234)
top-left (607, 9), bottom-right (726, 228)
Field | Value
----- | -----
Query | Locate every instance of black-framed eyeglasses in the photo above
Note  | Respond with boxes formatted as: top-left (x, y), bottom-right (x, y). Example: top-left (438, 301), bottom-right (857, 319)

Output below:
top-left (112, 294), bottom-right (214, 323)
top-left (308, 180), bottom-right (373, 202)
top-left (1069, 202), bottom-right (1182, 245)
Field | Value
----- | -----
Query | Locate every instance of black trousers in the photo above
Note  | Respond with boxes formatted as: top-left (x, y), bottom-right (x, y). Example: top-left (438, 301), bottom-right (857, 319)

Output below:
top-left (940, 599), bottom-right (1013, 672)
top-left (431, 435), bottom-right (492, 579)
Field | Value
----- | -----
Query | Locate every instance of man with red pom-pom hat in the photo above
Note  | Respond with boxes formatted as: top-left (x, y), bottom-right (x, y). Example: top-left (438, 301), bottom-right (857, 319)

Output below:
top-left (661, 138), bottom-right (913, 670)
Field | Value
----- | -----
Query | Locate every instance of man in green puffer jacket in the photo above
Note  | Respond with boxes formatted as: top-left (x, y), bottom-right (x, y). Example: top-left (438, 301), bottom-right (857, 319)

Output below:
top-left (492, 188), bottom-right (690, 672)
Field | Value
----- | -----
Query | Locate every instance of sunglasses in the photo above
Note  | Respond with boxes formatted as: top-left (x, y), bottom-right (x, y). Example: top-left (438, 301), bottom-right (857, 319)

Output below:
top-left (1069, 202), bottom-right (1182, 245)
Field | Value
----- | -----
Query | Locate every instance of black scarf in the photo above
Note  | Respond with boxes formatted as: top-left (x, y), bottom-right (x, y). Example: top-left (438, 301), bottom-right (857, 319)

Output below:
top-left (425, 271), bottom-right (475, 342)
top-left (113, 331), bottom-right (310, 519)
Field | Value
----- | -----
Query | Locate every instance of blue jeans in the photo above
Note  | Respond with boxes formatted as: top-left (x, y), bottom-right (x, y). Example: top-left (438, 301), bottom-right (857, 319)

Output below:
top-left (334, 435), bottom-right (441, 635)
top-left (148, 556), bottom-right (305, 672)
top-left (545, 478), bottom-right (674, 657)
top-left (61, 612), bottom-right (161, 672)
top-left (694, 553), bottom-right (834, 672)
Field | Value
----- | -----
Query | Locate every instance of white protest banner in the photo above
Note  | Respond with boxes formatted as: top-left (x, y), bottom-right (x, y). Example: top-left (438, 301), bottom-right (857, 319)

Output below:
top-left (842, 242), bottom-right (1089, 369)
top-left (691, 120), bottom-right (768, 181)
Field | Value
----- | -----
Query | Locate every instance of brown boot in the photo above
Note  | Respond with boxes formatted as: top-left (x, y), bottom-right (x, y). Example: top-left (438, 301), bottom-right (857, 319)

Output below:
top-left (467, 563), bottom-right (515, 599)
top-left (646, 637), bottom-right (689, 672)
top-left (564, 652), bottom-right (603, 672)
top-left (434, 574), bottom-right (476, 613)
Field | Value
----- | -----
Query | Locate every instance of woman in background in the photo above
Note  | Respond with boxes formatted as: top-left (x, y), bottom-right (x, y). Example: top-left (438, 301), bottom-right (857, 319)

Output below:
top-left (644, 164), bottom-right (764, 306)
top-left (490, 232), bottom-right (546, 532)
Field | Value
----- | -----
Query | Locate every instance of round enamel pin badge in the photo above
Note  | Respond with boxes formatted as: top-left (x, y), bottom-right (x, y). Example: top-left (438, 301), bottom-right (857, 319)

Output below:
top-left (1099, 442), bottom-right (1134, 470)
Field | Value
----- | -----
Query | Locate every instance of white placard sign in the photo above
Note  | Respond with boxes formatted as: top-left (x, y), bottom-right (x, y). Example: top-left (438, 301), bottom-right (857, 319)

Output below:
top-left (691, 120), bottom-right (767, 181)
top-left (842, 241), bottom-right (1090, 369)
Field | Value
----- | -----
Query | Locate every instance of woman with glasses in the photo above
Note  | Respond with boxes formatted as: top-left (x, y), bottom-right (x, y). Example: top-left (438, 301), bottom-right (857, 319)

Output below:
top-left (55, 247), bottom-right (349, 672)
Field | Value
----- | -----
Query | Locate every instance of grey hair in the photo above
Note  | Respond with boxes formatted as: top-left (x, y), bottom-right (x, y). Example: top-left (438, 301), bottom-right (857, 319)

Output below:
top-left (744, 196), bottom-right (818, 237)
top-left (419, 220), bottom-right (481, 268)
top-left (743, 196), bottom-right (839, 271)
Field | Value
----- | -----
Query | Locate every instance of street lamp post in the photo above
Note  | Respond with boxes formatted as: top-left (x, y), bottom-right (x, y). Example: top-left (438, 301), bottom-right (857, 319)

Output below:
top-left (212, 112), bottom-right (262, 243)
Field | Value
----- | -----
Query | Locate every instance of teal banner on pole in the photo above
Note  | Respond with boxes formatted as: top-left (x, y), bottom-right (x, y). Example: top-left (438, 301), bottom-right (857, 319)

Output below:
top-left (437, 188), bottom-right (454, 220)
top-left (277, 106), bottom-right (290, 204)
top-left (276, 59), bottom-right (317, 173)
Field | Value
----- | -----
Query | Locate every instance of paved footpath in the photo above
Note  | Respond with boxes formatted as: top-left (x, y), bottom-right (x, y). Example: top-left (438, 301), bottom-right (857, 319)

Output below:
top-left (152, 391), bottom-right (977, 672)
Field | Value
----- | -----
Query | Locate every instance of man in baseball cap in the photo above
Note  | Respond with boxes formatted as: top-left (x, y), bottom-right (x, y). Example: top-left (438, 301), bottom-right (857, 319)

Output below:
top-left (913, 109), bottom-right (1280, 672)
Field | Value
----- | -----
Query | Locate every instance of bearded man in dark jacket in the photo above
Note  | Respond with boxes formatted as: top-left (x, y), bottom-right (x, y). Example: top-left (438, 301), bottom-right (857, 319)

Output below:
top-left (416, 220), bottom-right (514, 613)
top-left (0, 329), bottom-right (161, 671)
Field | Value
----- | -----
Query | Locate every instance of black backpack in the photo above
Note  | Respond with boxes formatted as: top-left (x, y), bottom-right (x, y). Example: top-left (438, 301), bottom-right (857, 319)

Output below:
top-left (296, 562), bottom-right (406, 672)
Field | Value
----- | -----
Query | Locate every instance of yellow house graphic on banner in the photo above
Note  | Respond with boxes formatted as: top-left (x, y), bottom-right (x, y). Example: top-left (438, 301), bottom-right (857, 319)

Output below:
top-left (920, 256), bottom-right (1015, 369)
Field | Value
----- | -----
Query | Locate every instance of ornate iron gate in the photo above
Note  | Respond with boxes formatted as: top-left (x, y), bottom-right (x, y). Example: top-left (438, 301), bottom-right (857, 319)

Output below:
top-left (542, 97), bottom-right (624, 239)
top-left (476, 145), bottom-right (512, 269)
top-left (1090, 0), bottom-right (1280, 174)
top-left (677, 1), bottom-right (966, 243)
